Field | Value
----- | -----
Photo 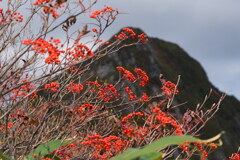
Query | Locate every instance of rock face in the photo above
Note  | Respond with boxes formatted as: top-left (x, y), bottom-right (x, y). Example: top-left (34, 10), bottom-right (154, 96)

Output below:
top-left (91, 28), bottom-right (240, 159)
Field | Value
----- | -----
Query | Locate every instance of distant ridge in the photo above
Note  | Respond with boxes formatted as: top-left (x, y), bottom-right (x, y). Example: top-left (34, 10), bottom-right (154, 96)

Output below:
top-left (91, 27), bottom-right (240, 160)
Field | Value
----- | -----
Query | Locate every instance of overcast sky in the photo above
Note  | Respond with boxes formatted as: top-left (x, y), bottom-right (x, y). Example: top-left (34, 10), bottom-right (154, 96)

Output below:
top-left (94, 0), bottom-right (240, 100)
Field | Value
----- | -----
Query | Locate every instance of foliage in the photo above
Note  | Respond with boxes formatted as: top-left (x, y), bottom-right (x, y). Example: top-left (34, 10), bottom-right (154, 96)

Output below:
top-left (27, 140), bottom-right (70, 160)
top-left (111, 135), bottom-right (200, 160)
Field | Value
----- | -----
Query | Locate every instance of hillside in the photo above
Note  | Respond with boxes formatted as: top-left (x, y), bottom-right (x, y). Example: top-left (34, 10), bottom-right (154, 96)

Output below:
top-left (90, 28), bottom-right (240, 159)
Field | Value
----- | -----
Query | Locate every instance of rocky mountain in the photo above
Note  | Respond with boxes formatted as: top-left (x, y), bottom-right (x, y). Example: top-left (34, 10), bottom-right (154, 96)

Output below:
top-left (91, 28), bottom-right (240, 159)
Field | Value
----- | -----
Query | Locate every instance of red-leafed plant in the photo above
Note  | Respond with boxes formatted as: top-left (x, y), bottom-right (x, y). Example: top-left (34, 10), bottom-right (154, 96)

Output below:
top-left (0, 0), bottom-right (236, 160)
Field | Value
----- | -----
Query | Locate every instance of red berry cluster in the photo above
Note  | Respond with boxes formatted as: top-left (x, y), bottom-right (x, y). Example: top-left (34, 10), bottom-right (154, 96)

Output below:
top-left (66, 44), bottom-right (94, 61)
top-left (90, 6), bottom-right (117, 19)
top-left (77, 103), bottom-right (97, 116)
top-left (51, 144), bottom-right (76, 159)
top-left (22, 37), bottom-right (64, 64)
top-left (121, 112), bottom-right (144, 124)
top-left (0, 122), bottom-right (13, 132)
top-left (66, 82), bottom-right (84, 93)
top-left (229, 153), bottom-right (240, 160)
top-left (86, 81), bottom-right (101, 88)
top-left (98, 84), bottom-right (119, 102)
top-left (121, 112), bottom-right (146, 139)
top-left (11, 79), bottom-right (37, 101)
top-left (193, 142), bottom-right (209, 160)
top-left (114, 28), bottom-right (149, 43)
top-left (140, 92), bottom-right (150, 102)
top-left (116, 66), bottom-right (136, 82)
top-left (33, 0), bottom-right (54, 5)
top-left (134, 68), bottom-right (149, 87)
top-left (33, 0), bottom-right (64, 18)
top-left (114, 28), bottom-right (136, 40)
top-left (138, 33), bottom-right (149, 43)
top-left (124, 87), bottom-right (137, 101)
top-left (124, 87), bottom-right (150, 102)
top-left (81, 135), bottom-right (126, 159)
top-left (0, 8), bottom-right (23, 25)
top-left (161, 81), bottom-right (179, 98)
top-left (152, 107), bottom-right (183, 135)
top-left (44, 82), bottom-right (60, 92)
top-left (116, 67), bottom-right (149, 87)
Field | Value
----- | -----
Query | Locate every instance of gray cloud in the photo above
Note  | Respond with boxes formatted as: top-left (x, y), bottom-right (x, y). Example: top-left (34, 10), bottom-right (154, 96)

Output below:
top-left (95, 0), bottom-right (240, 100)
top-left (4, 0), bottom-right (239, 98)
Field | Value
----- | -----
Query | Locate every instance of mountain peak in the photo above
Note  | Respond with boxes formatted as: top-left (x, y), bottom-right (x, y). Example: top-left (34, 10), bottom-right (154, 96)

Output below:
top-left (91, 28), bottom-right (240, 159)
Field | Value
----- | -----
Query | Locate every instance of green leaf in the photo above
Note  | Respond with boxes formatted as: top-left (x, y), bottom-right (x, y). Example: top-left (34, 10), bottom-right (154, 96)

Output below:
top-left (111, 135), bottom-right (200, 160)
top-left (44, 154), bottom-right (62, 160)
top-left (27, 140), bottom-right (70, 160)
top-left (141, 135), bottom-right (199, 153)
top-left (0, 152), bottom-right (13, 160)
top-left (138, 152), bottom-right (163, 160)
top-left (113, 148), bottom-right (139, 160)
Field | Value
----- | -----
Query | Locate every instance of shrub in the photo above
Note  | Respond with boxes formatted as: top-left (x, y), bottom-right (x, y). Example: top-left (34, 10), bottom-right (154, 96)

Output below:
top-left (0, 0), bottom-right (235, 159)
